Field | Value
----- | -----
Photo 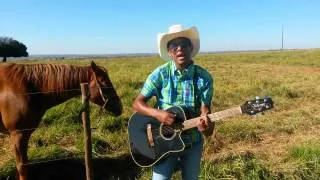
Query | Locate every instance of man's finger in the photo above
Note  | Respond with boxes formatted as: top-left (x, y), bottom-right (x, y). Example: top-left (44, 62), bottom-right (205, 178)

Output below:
top-left (205, 118), bottom-right (209, 126)
top-left (169, 113), bottom-right (176, 117)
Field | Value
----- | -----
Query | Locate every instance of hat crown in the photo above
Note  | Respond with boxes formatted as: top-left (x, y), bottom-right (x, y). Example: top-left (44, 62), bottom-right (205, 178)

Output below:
top-left (168, 24), bottom-right (184, 33)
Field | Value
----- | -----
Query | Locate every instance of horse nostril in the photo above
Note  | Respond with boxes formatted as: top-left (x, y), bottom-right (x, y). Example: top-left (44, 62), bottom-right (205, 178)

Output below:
top-left (115, 103), bottom-right (123, 116)
top-left (105, 99), bottom-right (123, 116)
top-left (111, 108), bottom-right (122, 117)
top-left (114, 111), bottom-right (122, 116)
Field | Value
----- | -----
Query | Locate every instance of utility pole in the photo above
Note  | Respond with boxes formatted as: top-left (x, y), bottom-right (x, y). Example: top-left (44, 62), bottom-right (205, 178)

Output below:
top-left (281, 25), bottom-right (284, 51)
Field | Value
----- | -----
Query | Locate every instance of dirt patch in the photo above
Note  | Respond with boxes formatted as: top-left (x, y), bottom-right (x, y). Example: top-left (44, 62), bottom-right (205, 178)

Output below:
top-left (0, 154), bottom-right (142, 180)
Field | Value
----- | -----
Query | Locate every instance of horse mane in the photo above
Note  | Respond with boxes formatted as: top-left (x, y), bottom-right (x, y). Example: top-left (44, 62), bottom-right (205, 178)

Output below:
top-left (5, 63), bottom-right (91, 93)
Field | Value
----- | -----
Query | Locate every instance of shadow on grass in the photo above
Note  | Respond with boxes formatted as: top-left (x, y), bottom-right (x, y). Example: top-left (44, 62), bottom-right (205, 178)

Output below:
top-left (1, 154), bottom-right (142, 180)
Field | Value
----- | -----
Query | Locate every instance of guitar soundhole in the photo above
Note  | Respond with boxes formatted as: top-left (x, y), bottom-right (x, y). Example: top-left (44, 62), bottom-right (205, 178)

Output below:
top-left (161, 125), bottom-right (175, 139)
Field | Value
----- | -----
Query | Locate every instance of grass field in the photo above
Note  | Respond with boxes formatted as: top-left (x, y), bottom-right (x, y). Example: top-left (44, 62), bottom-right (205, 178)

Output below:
top-left (0, 49), bottom-right (319, 179)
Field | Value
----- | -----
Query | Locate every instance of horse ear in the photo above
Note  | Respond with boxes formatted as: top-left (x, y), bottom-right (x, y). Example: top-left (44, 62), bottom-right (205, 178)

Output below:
top-left (91, 61), bottom-right (97, 71)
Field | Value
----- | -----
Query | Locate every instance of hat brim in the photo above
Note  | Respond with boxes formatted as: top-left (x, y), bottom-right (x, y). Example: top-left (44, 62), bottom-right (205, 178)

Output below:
top-left (158, 27), bottom-right (200, 61)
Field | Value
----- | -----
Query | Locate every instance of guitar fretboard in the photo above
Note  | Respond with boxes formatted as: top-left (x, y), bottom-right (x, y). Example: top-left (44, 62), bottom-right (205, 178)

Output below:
top-left (181, 106), bottom-right (242, 131)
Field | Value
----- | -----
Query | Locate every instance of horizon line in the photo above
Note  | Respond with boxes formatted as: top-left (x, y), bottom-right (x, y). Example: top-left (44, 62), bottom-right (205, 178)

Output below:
top-left (28, 47), bottom-right (320, 56)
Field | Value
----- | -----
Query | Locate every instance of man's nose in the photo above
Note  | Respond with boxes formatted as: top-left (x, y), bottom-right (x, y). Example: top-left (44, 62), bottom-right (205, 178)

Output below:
top-left (176, 45), bottom-right (185, 50)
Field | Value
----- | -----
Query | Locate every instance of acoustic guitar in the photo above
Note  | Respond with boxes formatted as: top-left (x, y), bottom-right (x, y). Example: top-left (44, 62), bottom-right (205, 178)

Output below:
top-left (128, 97), bottom-right (273, 167)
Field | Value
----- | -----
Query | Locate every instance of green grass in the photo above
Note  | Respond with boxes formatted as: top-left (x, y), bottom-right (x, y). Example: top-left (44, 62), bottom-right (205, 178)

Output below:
top-left (287, 141), bottom-right (320, 179)
top-left (200, 152), bottom-right (273, 179)
top-left (1, 50), bottom-right (320, 179)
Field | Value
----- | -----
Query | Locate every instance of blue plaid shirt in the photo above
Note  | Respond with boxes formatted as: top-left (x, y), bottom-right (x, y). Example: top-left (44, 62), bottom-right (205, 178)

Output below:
top-left (141, 61), bottom-right (214, 143)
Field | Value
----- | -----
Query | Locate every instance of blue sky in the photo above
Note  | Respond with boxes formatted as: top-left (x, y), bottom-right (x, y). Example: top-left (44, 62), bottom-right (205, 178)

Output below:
top-left (1, 0), bottom-right (319, 55)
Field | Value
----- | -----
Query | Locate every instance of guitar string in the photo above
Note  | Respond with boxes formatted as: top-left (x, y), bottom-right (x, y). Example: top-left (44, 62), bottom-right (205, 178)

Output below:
top-left (149, 110), bottom-right (236, 135)
top-left (148, 104), bottom-right (266, 135)
top-left (153, 126), bottom-right (174, 136)
top-left (151, 111), bottom-right (229, 135)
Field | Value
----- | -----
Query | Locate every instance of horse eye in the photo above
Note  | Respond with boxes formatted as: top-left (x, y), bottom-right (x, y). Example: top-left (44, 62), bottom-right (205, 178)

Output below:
top-left (99, 80), bottom-right (107, 86)
top-left (97, 76), bottom-right (105, 81)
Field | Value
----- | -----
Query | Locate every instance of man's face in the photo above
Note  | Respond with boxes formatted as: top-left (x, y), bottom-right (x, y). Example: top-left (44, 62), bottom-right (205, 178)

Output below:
top-left (167, 37), bottom-right (193, 68)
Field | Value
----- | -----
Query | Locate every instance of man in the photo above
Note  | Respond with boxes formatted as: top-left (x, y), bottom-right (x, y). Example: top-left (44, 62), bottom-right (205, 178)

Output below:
top-left (132, 24), bottom-right (214, 180)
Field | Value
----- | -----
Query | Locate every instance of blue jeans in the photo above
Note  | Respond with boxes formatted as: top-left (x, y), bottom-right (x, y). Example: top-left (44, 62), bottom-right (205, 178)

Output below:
top-left (152, 137), bottom-right (203, 180)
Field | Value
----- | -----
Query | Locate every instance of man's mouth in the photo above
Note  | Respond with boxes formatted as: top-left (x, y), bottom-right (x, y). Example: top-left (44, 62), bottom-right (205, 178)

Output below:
top-left (176, 52), bottom-right (185, 57)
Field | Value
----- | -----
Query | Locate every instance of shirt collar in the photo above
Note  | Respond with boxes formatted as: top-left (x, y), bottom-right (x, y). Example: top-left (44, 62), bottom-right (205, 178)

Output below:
top-left (170, 61), bottom-right (195, 79)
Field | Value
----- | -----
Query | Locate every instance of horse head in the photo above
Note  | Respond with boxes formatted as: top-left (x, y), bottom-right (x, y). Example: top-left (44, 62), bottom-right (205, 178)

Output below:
top-left (88, 61), bottom-right (123, 116)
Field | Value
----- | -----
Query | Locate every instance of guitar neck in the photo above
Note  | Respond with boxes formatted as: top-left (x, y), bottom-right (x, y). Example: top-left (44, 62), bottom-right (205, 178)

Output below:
top-left (181, 106), bottom-right (242, 131)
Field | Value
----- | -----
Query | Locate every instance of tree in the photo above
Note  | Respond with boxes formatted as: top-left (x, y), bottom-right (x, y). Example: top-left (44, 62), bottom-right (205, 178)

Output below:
top-left (0, 37), bottom-right (29, 62)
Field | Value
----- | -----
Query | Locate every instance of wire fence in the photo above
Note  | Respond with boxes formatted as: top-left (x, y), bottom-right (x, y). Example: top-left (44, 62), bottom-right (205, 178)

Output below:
top-left (0, 86), bottom-right (114, 96)
top-left (0, 86), bottom-right (114, 133)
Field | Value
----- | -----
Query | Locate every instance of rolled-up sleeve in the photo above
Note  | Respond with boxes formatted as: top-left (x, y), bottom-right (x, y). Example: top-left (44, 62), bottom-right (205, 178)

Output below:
top-left (200, 75), bottom-right (214, 106)
top-left (141, 69), bottom-right (161, 99)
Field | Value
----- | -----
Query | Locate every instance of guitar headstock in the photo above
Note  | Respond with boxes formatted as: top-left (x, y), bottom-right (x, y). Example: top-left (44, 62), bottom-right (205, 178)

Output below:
top-left (241, 96), bottom-right (274, 115)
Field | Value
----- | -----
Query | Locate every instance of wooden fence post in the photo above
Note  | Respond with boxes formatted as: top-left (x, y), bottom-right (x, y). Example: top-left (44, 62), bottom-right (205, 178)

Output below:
top-left (81, 83), bottom-right (93, 180)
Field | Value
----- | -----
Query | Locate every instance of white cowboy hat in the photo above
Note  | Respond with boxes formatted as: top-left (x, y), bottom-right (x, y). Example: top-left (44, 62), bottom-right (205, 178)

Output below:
top-left (157, 24), bottom-right (200, 61)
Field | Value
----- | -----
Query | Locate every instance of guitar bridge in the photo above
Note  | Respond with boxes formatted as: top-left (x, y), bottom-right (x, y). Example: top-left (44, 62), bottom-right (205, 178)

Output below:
top-left (147, 124), bottom-right (155, 147)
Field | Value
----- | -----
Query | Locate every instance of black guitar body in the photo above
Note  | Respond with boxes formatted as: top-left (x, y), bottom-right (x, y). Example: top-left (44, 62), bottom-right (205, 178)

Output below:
top-left (128, 106), bottom-right (186, 167)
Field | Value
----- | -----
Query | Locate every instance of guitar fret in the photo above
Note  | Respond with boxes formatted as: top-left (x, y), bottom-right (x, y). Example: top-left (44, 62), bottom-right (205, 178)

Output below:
top-left (181, 107), bottom-right (242, 131)
top-left (208, 107), bottom-right (242, 122)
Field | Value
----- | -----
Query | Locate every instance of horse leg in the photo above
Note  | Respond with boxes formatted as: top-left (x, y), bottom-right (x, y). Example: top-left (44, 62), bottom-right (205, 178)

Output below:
top-left (0, 112), bottom-right (4, 131)
top-left (10, 131), bottom-right (31, 180)
top-left (0, 112), bottom-right (6, 132)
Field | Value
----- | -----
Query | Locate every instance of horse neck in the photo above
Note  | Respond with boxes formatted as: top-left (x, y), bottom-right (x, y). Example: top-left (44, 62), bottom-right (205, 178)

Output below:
top-left (25, 64), bottom-right (92, 107)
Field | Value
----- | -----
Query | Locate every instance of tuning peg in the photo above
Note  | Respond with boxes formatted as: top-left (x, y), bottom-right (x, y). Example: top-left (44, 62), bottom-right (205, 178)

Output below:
top-left (255, 96), bottom-right (260, 103)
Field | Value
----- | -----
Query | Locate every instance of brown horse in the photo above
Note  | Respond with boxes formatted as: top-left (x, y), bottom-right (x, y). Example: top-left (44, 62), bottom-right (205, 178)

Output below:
top-left (0, 61), bottom-right (122, 180)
